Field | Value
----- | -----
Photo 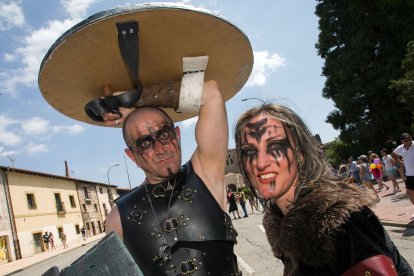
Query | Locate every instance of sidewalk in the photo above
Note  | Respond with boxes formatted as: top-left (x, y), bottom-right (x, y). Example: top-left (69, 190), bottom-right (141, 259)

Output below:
top-left (371, 178), bottom-right (414, 228)
top-left (1, 234), bottom-right (105, 276)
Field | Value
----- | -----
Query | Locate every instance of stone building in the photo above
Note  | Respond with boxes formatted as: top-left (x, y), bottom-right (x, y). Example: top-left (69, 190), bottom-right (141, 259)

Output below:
top-left (225, 149), bottom-right (244, 191)
top-left (75, 181), bottom-right (117, 236)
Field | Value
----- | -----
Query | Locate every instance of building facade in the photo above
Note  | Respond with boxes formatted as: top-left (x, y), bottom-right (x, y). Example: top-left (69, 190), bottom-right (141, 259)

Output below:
top-left (95, 184), bottom-right (117, 226)
top-left (0, 169), bottom-right (17, 263)
top-left (3, 167), bottom-right (83, 258)
top-left (0, 166), bottom-right (119, 261)
top-left (225, 149), bottom-right (244, 191)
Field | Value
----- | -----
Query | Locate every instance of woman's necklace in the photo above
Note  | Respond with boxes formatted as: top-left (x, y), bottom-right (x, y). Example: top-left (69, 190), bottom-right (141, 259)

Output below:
top-left (144, 177), bottom-right (177, 264)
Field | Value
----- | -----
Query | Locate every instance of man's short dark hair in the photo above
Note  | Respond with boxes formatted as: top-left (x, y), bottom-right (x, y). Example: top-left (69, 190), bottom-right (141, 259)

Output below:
top-left (401, 133), bottom-right (412, 140)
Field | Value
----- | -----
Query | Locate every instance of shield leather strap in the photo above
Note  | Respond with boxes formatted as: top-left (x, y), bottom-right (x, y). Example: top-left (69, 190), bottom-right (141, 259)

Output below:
top-left (341, 255), bottom-right (397, 276)
top-left (83, 21), bottom-right (142, 122)
top-left (116, 21), bottom-right (142, 94)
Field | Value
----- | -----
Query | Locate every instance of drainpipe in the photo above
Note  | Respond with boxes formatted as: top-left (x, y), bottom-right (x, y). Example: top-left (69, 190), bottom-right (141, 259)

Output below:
top-left (1, 168), bottom-right (22, 260)
top-left (75, 181), bottom-right (86, 230)
top-left (94, 184), bottom-right (105, 233)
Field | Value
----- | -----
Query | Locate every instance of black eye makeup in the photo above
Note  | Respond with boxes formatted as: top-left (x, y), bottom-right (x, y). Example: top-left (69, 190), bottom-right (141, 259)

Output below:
top-left (266, 139), bottom-right (290, 160)
top-left (134, 125), bottom-right (176, 153)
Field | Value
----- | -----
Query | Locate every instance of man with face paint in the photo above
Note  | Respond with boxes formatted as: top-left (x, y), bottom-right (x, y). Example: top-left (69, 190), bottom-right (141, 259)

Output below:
top-left (105, 80), bottom-right (240, 275)
top-left (235, 104), bottom-right (413, 275)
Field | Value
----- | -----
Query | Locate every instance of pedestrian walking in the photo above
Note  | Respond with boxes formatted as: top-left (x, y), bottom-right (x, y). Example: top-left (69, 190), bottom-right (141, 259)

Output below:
top-left (247, 190), bottom-right (260, 214)
top-left (81, 226), bottom-right (86, 241)
top-left (42, 232), bottom-right (50, 251)
top-left (238, 189), bottom-right (249, 218)
top-left (359, 155), bottom-right (380, 202)
top-left (392, 133), bottom-right (414, 221)
top-left (49, 232), bottom-right (56, 250)
top-left (381, 148), bottom-right (401, 193)
top-left (60, 232), bottom-right (68, 249)
top-left (348, 157), bottom-right (362, 185)
top-left (370, 153), bottom-right (390, 191)
top-left (227, 189), bottom-right (241, 220)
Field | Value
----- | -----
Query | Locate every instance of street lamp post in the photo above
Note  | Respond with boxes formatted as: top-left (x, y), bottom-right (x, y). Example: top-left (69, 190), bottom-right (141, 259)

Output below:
top-left (241, 98), bottom-right (266, 104)
top-left (107, 163), bottom-right (120, 206)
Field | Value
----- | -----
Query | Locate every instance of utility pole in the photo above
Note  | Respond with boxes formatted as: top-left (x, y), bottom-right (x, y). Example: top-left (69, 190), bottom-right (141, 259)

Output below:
top-left (124, 155), bottom-right (132, 190)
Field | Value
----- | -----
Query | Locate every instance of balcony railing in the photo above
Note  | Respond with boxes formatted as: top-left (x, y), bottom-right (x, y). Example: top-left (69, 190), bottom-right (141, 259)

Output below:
top-left (84, 191), bottom-right (92, 201)
top-left (56, 201), bottom-right (66, 213)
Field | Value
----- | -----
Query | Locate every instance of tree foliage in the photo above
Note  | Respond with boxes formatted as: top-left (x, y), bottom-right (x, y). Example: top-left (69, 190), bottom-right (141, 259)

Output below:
top-left (315, 0), bottom-right (414, 158)
top-left (324, 138), bottom-right (351, 166)
top-left (390, 40), bottom-right (414, 130)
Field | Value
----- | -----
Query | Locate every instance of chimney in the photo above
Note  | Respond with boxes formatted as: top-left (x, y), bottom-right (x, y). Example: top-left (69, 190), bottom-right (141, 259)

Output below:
top-left (65, 160), bottom-right (70, 177)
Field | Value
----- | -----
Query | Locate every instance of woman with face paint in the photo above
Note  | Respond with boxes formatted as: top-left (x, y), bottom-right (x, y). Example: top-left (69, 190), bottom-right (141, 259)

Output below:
top-left (235, 104), bottom-right (413, 275)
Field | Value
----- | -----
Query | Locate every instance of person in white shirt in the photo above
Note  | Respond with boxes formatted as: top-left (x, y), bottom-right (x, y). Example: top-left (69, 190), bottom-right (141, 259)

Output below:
top-left (392, 133), bottom-right (414, 220)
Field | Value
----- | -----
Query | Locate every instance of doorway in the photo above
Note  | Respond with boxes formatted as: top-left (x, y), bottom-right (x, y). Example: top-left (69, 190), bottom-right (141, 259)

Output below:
top-left (91, 221), bottom-right (96, 236)
top-left (0, 235), bottom-right (10, 264)
top-left (33, 233), bottom-right (43, 254)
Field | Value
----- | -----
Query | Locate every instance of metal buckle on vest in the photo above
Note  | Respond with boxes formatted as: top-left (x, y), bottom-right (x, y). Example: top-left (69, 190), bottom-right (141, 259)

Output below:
top-left (129, 208), bottom-right (143, 222)
top-left (152, 185), bottom-right (172, 198)
top-left (164, 218), bottom-right (179, 232)
top-left (179, 259), bottom-right (196, 275)
top-left (181, 189), bottom-right (193, 201)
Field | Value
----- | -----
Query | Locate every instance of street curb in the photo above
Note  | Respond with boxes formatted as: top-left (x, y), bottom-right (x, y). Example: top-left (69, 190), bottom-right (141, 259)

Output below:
top-left (381, 220), bottom-right (414, 229)
top-left (3, 236), bottom-right (104, 276)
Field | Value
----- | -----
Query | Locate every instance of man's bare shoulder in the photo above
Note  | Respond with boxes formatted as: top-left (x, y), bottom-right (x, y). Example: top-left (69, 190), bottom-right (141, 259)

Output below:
top-left (105, 205), bottom-right (123, 240)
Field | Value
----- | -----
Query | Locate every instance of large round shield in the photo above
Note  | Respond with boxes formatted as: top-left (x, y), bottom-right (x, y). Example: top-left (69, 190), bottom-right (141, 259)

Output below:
top-left (38, 3), bottom-right (254, 126)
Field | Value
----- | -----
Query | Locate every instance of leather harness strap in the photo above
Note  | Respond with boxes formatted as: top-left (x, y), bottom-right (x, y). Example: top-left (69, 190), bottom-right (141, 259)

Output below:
top-left (116, 21), bottom-right (143, 95)
top-left (84, 21), bottom-right (142, 122)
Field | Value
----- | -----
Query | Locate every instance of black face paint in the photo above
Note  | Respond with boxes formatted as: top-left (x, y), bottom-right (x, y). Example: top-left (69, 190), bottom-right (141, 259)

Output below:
top-left (167, 168), bottom-right (174, 178)
top-left (241, 122), bottom-right (294, 172)
top-left (246, 118), bottom-right (267, 143)
top-left (134, 125), bottom-right (176, 154)
top-left (266, 138), bottom-right (292, 172)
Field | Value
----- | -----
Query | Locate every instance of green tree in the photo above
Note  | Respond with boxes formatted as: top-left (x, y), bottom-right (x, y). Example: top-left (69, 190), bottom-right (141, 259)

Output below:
top-left (315, 0), bottom-right (414, 152)
top-left (324, 138), bottom-right (351, 167)
top-left (390, 40), bottom-right (414, 132)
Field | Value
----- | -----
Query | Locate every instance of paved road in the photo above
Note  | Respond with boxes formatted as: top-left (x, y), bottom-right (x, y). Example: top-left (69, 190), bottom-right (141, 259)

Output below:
top-left (4, 215), bottom-right (413, 276)
top-left (233, 211), bottom-right (414, 275)
top-left (6, 240), bottom-right (100, 276)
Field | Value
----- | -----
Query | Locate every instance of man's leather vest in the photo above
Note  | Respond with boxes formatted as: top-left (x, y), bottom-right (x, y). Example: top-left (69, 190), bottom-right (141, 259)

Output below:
top-left (116, 161), bottom-right (239, 275)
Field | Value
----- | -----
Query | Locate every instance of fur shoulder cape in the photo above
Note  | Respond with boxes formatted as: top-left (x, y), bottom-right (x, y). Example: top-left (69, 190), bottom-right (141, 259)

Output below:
top-left (263, 182), bottom-right (377, 267)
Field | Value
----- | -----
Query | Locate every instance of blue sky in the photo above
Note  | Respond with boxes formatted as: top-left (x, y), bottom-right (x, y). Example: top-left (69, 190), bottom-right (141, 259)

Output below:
top-left (0, 0), bottom-right (339, 189)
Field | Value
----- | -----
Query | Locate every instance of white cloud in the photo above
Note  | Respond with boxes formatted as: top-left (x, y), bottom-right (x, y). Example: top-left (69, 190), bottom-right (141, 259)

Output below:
top-left (26, 143), bottom-right (49, 154)
top-left (0, 114), bottom-right (17, 128)
top-left (52, 124), bottom-right (85, 135)
top-left (2, 18), bottom-right (77, 96)
top-left (61, 0), bottom-right (98, 19)
top-left (179, 117), bottom-right (198, 130)
top-left (21, 117), bottom-right (49, 135)
top-left (4, 53), bottom-right (16, 62)
top-left (0, 113), bottom-right (86, 156)
top-left (0, 114), bottom-right (21, 146)
top-left (0, 131), bottom-right (21, 146)
top-left (1, 0), bottom-right (99, 96)
top-left (0, 147), bottom-right (19, 157)
top-left (0, 1), bottom-right (25, 31)
top-left (246, 51), bottom-right (286, 87)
